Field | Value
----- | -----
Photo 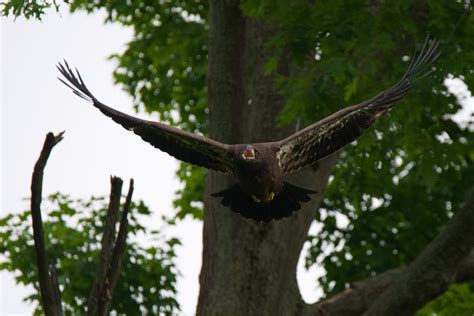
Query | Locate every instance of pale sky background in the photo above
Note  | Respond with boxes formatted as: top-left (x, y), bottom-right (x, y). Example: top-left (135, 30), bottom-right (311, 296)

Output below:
top-left (2, 8), bottom-right (473, 316)
top-left (0, 8), bottom-right (326, 315)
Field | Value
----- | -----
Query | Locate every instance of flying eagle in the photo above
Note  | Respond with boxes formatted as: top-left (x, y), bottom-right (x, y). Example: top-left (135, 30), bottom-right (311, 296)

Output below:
top-left (58, 37), bottom-right (440, 222)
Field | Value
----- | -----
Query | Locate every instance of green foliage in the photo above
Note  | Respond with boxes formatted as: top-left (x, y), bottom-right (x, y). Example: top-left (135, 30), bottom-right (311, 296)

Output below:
top-left (4, 0), bottom-right (474, 312)
top-left (67, 0), bottom-right (210, 220)
top-left (1, 0), bottom-right (61, 20)
top-left (417, 283), bottom-right (474, 316)
top-left (0, 193), bottom-right (179, 315)
top-left (245, 0), bottom-right (474, 310)
top-left (2, 0), bottom-right (211, 220)
top-left (173, 163), bottom-right (205, 220)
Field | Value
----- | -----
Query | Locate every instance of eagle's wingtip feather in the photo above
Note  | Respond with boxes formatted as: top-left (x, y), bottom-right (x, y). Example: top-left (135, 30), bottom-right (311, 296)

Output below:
top-left (57, 60), bottom-right (98, 105)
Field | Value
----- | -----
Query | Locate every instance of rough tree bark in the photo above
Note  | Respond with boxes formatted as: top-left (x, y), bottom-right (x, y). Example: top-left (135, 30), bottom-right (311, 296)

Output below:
top-left (197, 1), bottom-right (474, 315)
top-left (197, 1), bottom-right (336, 315)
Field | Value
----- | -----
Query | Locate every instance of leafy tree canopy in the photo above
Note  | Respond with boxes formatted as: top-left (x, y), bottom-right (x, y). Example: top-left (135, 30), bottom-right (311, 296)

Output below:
top-left (2, 0), bottom-right (474, 314)
top-left (0, 193), bottom-right (180, 315)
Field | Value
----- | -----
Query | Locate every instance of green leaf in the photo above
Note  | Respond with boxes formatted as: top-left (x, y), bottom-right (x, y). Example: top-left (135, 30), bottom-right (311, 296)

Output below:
top-left (265, 57), bottom-right (278, 75)
top-left (344, 77), bottom-right (359, 101)
top-left (0, 194), bottom-right (180, 314)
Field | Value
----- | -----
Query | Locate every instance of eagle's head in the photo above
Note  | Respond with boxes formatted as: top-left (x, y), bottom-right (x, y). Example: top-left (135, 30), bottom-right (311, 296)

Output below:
top-left (241, 145), bottom-right (256, 160)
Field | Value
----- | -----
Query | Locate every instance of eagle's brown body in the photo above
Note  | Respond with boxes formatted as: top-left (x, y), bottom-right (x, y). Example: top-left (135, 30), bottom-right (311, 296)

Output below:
top-left (232, 144), bottom-right (283, 203)
top-left (58, 36), bottom-right (440, 222)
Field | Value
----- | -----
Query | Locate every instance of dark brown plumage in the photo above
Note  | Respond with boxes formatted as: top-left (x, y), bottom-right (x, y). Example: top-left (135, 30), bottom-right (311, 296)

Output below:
top-left (58, 36), bottom-right (440, 222)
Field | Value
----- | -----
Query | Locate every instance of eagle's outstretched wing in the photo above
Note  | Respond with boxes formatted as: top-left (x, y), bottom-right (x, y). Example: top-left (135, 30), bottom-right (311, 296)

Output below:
top-left (277, 36), bottom-right (440, 175)
top-left (58, 61), bottom-right (234, 174)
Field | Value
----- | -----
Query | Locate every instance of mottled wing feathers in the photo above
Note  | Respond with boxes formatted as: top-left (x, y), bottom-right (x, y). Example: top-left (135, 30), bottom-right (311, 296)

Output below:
top-left (277, 106), bottom-right (375, 174)
top-left (277, 36), bottom-right (440, 175)
top-left (58, 61), bottom-right (234, 174)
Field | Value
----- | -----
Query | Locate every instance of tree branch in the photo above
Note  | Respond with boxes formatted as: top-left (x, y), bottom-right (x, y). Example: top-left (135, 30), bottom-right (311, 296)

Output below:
top-left (310, 268), bottom-right (403, 316)
top-left (309, 251), bottom-right (474, 315)
top-left (30, 132), bottom-right (134, 315)
top-left (455, 249), bottom-right (474, 283)
top-left (308, 190), bottom-right (474, 316)
top-left (30, 131), bottom-right (65, 316)
top-left (87, 176), bottom-right (123, 315)
top-left (49, 265), bottom-right (63, 312)
top-left (365, 189), bottom-right (474, 315)
top-left (100, 179), bottom-right (134, 316)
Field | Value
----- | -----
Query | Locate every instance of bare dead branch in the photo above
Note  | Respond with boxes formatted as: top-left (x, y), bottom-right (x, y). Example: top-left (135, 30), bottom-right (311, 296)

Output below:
top-left (49, 265), bottom-right (63, 311)
top-left (100, 179), bottom-right (134, 316)
top-left (30, 132), bottom-right (134, 315)
top-left (30, 131), bottom-right (65, 316)
top-left (87, 176), bottom-right (123, 315)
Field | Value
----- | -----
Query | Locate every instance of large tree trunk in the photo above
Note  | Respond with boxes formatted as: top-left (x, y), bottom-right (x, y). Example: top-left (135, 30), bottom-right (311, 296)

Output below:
top-left (196, 2), bottom-right (474, 315)
top-left (197, 1), bottom-right (335, 315)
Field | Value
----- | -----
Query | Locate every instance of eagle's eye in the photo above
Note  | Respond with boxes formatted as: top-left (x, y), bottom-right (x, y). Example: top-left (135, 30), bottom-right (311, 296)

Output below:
top-left (242, 146), bottom-right (255, 160)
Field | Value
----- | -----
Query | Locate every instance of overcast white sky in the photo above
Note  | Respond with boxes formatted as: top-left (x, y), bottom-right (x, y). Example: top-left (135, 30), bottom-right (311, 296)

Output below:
top-left (0, 9), bottom-right (325, 315)
top-left (3, 7), bottom-right (473, 316)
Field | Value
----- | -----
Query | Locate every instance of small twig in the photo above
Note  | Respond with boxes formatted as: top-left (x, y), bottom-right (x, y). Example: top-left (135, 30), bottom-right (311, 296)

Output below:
top-left (87, 176), bottom-right (123, 315)
top-left (100, 179), bottom-right (134, 316)
top-left (30, 131), bottom-right (65, 316)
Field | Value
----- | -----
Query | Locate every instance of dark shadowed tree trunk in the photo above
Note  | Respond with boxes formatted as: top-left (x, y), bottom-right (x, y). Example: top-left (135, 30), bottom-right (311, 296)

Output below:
top-left (197, 2), bottom-right (474, 316)
top-left (197, 1), bottom-right (336, 315)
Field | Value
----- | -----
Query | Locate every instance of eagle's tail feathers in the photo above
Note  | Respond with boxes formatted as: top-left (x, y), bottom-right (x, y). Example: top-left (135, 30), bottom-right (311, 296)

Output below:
top-left (211, 182), bottom-right (317, 222)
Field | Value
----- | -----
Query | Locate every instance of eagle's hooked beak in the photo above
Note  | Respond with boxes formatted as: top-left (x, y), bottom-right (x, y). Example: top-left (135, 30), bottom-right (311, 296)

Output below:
top-left (242, 146), bottom-right (255, 160)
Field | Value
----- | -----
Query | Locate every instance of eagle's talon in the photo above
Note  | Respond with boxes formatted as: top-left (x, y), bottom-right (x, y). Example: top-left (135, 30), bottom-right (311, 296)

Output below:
top-left (268, 192), bottom-right (275, 202)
